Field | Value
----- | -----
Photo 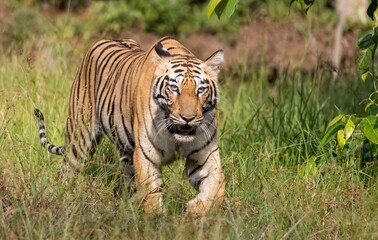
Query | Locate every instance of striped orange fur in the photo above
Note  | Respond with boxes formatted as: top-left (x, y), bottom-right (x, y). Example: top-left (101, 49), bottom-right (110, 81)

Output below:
top-left (34, 36), bottom-right (225, 215)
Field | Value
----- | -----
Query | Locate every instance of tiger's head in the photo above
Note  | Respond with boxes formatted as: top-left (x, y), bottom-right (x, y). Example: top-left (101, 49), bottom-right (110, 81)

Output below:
top-left (152, 44), bottom-right (224, 142)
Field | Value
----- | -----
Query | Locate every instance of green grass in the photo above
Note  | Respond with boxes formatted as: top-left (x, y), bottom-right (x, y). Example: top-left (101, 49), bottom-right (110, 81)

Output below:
top-left (1, 3), bottom-right (378, 239)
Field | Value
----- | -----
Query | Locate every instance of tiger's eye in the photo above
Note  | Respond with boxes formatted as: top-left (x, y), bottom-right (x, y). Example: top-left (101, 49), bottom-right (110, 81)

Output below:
top-left (170, 85), bottom-right (179, 92)
top-left (197, 87), bottom-right (207, 94)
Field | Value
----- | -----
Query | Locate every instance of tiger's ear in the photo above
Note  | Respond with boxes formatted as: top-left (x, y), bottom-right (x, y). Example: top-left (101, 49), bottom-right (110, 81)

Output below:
top-left (154, 42), bottom-right (171, 58)
top-left (152, 42), bottom-right (171, 65)
top-left (205, 50), bottom-right (224, 72)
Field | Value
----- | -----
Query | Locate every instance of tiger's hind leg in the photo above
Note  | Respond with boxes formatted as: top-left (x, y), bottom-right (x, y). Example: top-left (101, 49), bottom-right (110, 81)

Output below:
top-left (63, 133), bottom-right (102, 170)
top-left (64, 112), bottom-right (103, 171)
top-left (58, 136), bottom-right (101, 182)
top-left (119, 151), bottom-right (136, 195)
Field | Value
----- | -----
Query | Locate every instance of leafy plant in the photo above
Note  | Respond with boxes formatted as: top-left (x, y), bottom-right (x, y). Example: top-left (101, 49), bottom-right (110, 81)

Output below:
top-left (207, 0), bottom-right (315, 18)
top-left (289, 0), bottom-right (315, 14)
top-left (318, 1), bottom-right (378, 174)
top-left (208, 0), bottom-right (378, 174)
top-left (207, 0), bottom-right (239, 18)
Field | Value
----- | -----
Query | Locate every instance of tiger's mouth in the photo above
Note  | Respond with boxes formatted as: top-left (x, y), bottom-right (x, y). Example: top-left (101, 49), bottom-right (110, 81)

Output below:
top-left (168, 124), bottom-right (196, 136)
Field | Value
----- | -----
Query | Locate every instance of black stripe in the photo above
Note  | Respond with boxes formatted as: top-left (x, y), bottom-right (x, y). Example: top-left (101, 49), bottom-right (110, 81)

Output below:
top-left (188, 165), bottom-right (202, 177)
top-left (204, 147), bottom-right (218, 163)
top-left (75, 40), bottom-right (112, 110)
top-left (174, 69), bottom-right (184, 73)
top-left (81, 53), bottom-right (92, 115)
top-left (158, 79), bottom-right (166, 95)
top-left (188, 147), bottom-right (218, 176)
top-left (209, 79), bottom-right (218, 100)
top-left (119, 62), bottom-right (135, 148)
top-left (71, 144), bottom-right (78, 158)
top-left (187, 128), bottom-right (217, 158)
top-left (144, 98), bottom-right (165, 155)
top-left (140, 145), bottom-right (155, 165)
top-left (108, 101), bottom-right (115, 128)
top-left (192, 69), bottom-right (201, 75)
top-left (95, 49), bottom-right (124, 96)
top-left (170, 60), bottom-right (186, 64)
top-left (120, 108), bottom-right (135, 147)
top-left (97, 53), bottom-right (126, 114)
top-left (100, 55), bottom-right (127, 117)
top-left (153, 76), bottom-right (163, 99)
top-left (95, 43), bottom-right (127, 108)
top-left (169, 75), bottom-right (182, 81)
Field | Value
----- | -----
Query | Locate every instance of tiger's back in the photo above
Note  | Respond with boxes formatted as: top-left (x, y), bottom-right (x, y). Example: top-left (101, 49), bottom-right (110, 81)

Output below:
top-left (65, 39), bottom-right (145, 166)
top-left (34, 36), bottom-right (225, 216)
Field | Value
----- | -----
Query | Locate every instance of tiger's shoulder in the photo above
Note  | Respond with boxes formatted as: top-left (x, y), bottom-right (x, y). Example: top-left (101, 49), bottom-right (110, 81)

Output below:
top-left (88, 37), bottom-right (193, 59)
top-left (87, 38), bottom-right (144, 56)
top-left (147, 36), bottom-right (195, 57)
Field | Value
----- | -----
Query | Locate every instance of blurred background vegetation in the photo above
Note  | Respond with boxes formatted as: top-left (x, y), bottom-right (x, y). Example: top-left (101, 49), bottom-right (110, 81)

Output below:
top-left (0, 0), bottom-right (369, 74)
top-left (0, 0), bottom-right (377, 239)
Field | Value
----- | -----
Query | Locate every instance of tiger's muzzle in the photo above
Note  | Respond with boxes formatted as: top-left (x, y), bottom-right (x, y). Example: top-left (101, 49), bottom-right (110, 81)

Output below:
top-left (168, 114), bottom-right (202, 136)
top-left (168, 124), bottom-right (196, 136)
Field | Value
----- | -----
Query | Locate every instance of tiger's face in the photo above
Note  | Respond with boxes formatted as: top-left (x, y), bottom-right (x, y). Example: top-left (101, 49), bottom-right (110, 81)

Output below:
top-left (152, 49), bottom-right (224, 142)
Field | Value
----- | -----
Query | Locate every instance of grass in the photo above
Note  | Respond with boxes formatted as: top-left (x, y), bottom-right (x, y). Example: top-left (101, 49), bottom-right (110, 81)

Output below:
top-left (1, 2), bottom-right (378, 239)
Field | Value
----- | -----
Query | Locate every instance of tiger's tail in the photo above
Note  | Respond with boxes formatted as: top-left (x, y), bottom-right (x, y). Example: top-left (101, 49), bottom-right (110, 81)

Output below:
top-left (33, 108), bottom-right (65, 155)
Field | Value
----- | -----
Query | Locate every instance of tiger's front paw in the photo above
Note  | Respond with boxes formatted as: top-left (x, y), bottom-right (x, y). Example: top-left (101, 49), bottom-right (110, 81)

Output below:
top-left (134, 190), bottom-right (164, 215)
top-left (185, 198), bottom-right (212, 217)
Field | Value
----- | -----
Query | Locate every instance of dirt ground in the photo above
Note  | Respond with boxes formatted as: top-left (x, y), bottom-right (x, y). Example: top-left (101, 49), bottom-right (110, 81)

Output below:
top-left (127, 14), bottom-right (360, 75)
top-left (220, 15), bottom-right (359, 72)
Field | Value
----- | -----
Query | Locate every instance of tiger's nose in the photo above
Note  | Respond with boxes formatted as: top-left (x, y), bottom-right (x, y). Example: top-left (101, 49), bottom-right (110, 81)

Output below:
top-left (180, 114), bottom-right (196, 123)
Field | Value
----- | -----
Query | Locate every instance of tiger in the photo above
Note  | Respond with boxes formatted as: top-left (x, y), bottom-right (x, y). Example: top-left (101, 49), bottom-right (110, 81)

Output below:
top-left (34, 36), bottom-right (225, 216)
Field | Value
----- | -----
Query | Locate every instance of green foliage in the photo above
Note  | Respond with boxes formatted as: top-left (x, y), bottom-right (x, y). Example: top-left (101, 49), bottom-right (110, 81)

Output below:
top-left (319, 113), bottom-right (378, 176)
top-left (357, 29), bottom-right (378, 82)
top-left (2, 45), bottom-right (377, 237)
top-left (367, 0), bottom-right (378, 21)
top-left (320, 1), bottom-right (378, 164)
top-left (0, 1), bottom-right (377, 238)
top-left (89, 1), bottom-right (242, 37)
top-left (2, 8), bottom-right (46, 45)
top-left (207, 0), bottom-right (239, 18)
top-left (87, 0), bottom-right (238, 37)
top-left (207, 0), bottom-right (316, 18)
top-left (289, 0), bottom-right (315, 14)
top-left (45, 0), bottom-right (88, 10)
top-left (359, 116), bottom-right (378, 143)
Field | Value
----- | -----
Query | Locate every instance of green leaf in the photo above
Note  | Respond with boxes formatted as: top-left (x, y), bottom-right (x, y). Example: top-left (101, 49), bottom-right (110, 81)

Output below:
top-left (350, 115), bottom-right (362, 125)
top-left (224, 0), bottom-right (239, 18)
top-left (319, 122), bottom-right (344, 148)
top-left (214, 0), bottom-right (227, 18)
top-left (326, 114), bottom-right (344, 129)
top-left (361, 71), bottom-right (371, 82)
top-left (357, 30), bottom-right (375, 50)
top-left (290, 0), bottom-right (315, 14)
top-left (344, 118), bottom-right (355, 141)
top-left (207, 0), bottom-right (239, 19)
top-left (207, 0), bottom-right (221, 18)
top-left (357, 45), bottom-right (375, 72)
top-left (337, 129), bottom-right (346, 149)
top-left (358, 116), bottom-right (378, 144)
top-left (299, 156), bottom-right (318, 181)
